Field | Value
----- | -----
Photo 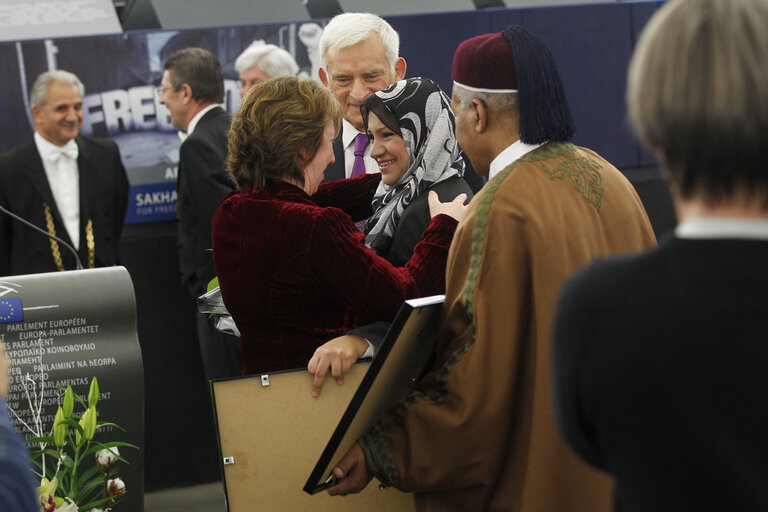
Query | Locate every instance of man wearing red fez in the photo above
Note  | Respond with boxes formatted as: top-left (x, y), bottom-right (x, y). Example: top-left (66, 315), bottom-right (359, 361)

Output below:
top-left (328, 26), bottom-right (656, 511)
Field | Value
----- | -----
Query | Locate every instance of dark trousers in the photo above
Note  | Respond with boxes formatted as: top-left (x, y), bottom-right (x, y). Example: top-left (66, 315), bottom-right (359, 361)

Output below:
top-left (195, 313), bottom-right (242, 380)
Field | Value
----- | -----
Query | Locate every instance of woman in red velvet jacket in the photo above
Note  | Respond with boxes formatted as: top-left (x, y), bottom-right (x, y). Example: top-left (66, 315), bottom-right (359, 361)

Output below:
top-left (212, 76), bottom-right (465, 375)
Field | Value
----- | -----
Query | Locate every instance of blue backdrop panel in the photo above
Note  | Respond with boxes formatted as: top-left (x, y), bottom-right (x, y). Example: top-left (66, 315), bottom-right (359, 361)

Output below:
top-left (490, 4), bottom-right (637, 168)
top-left (0, 1), bottom-right (664, 225)
top-left (630, 1), bottom-right (665, 167)
top-left (391, 9), bottom-right (496, 94)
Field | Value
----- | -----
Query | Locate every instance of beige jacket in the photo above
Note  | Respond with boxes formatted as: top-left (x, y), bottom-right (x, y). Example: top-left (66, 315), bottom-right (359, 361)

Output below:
top-left (360, 142), bottom-right (657, 511)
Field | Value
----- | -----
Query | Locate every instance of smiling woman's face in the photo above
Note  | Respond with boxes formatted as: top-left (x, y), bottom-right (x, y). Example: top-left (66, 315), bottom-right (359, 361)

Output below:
top-left (366, 113), bottom-right (410, 186)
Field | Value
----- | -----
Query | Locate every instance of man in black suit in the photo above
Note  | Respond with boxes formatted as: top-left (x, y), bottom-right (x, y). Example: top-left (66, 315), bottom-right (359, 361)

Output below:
top-left (318, 13), bottom-right (484, 192)
top-left (0, 70), bottom-right (128, 276)
top-left (159, 47), bottom-right (241, 379)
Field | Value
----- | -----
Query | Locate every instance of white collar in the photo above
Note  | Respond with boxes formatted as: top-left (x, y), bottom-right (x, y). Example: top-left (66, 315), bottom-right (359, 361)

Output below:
top-left (181, 104), bottom-right (220, 140)
top-left (675, 217), bottom-right (768, 240)
top-left (34, 131), bottom-right (78, 161)
top-left (488, 140), bottom-right (544, 180)
top-left (341, 118), bottom-right (363, 150)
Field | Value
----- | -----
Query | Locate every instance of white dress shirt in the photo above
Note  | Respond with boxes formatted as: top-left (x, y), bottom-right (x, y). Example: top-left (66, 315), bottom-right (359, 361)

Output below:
top-left (341, 118), bottom-right (379, 178)
top-left (34, 132), bottom-right (80, 249)
top-left (488, 140), bottom-right (544, 181)
top-left (675, 217), bottom-right (768, 240)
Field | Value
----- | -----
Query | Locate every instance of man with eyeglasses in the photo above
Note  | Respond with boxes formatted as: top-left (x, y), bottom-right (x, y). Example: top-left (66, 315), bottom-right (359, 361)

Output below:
top-left (159, 47), bottom-right (241, 380)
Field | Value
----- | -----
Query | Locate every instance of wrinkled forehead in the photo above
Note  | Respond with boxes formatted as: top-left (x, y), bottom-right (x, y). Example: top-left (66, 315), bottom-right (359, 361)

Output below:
top-left (44, 81), bottom-right (83, 108)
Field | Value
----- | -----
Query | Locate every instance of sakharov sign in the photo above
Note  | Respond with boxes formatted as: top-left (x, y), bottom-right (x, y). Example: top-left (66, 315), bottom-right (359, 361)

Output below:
top-left (0, 267), bottom-right (144, 512)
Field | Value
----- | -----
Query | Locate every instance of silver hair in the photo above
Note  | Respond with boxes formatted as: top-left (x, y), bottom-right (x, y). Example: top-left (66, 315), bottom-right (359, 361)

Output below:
top-left (319, 12), bottom-right (399, 72)
top-left (628, 0), bottom-right (768, 203)
top-left (234, 40), bottom-right (299, 77)
top-left (452, 82), bottom-right (518, 117)
top-left (30, 70), bottom-right (85, 109)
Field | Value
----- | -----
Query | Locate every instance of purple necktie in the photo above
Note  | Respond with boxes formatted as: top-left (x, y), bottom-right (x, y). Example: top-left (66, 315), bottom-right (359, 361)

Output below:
top-left (351, 133), bottom-right (369, 178)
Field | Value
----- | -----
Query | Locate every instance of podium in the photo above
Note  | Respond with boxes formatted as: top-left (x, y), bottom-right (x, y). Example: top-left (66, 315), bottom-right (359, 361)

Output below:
top-left (0, 267), bottom-right (144, 512)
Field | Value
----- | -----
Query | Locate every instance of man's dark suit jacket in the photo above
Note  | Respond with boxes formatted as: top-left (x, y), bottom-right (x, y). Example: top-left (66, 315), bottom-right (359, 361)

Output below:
top-left (0, 136), bottom-right (129, 276)
top-left (322, 133), bottom-right (486, 193)
top-left (176, 106), bottom-right (235, 298)
top-left (322, 136), bottom-right (346, 183)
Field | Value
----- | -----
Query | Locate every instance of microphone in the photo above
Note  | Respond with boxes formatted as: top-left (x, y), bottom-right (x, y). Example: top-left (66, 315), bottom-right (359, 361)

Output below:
top-left (0, 204), bottom-right (84, 270)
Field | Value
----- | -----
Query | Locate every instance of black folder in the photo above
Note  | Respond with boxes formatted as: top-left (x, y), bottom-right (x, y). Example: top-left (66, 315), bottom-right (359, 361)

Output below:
top-left (304, 294), bottom-right (445, 494)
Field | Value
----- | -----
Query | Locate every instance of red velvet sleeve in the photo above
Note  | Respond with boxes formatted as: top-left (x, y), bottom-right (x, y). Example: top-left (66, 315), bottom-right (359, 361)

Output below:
top-left (312, 173), bottom-right (381, 222)
top-left (309, 208), bottom-right (457, 320)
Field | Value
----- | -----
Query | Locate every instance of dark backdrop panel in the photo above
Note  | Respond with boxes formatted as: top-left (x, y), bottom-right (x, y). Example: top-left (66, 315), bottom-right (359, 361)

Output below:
top-left (630, 1), bottom-right (666, 167)
top-left (491, 4), bottom-right (638, 168)
top-left (392, 9), bottom-right (495, 94)
top-left (623, 165), bottom-right (677, 239)
top-left (119, 222), bottom-right (221, 490)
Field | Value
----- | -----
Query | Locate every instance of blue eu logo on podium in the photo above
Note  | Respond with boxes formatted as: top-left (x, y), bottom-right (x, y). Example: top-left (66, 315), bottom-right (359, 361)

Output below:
top-left (0, 297), bottom-right (23, 323)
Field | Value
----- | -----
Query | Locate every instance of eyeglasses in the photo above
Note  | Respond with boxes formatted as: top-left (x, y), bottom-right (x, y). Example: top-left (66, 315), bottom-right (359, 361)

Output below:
top-left (155, 86), bottom-right (175, 98)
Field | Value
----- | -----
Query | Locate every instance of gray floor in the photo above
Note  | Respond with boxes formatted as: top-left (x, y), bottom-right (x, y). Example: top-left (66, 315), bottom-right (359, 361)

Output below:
top-left (145, 481), bottom-right (227, 512)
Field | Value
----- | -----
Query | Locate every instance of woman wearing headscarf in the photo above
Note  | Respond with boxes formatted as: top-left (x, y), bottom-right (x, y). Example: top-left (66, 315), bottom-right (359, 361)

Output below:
top-left (212, 76), bottom-right (466, 376)
top-left (361, 77), bottom-right (473, 266)
top-left (307, 77), bottom-right (472, 394)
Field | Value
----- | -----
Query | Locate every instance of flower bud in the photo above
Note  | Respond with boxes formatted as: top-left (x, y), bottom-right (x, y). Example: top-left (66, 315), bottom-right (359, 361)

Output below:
top-left (53, 408), bottom-right (66, 448)
top-left (95, 447), bottom-right (119, 467)
top-left (88, 377), bottom-right (100, 408)
top-left (107, 477), bottom-right (126, 498)
top-left (76, 407), bottom-right (96, 446)
top-left (62, 386), bottom-right (74, 419)
top-left (83, 406), bottom-right (97, 441)
top-left (38, 476), bottom-right (58, 496)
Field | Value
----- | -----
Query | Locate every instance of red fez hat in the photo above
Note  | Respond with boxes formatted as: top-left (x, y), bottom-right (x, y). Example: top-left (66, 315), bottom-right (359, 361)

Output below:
top-left (451, 32), bottom-right (517, 92)
top-left (451, 25), bottom-right (575, 144)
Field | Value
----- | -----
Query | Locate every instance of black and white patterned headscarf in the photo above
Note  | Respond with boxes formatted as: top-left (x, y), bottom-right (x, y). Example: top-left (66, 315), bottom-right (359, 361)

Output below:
top-left (360, 77), bottom-right (465, 256)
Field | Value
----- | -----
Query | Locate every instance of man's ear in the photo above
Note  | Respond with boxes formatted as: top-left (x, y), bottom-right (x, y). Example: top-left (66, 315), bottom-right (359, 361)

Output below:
top-left (471, 98), bottom-right (488, 134)
top-left (319, 67), bottom-right (330, 87)
top-left (394, 57), bottom-right (406, 81)
top-left (31, 105), bottom-right (42, 126)
top-left (180, 83), bottom-right (193, 104)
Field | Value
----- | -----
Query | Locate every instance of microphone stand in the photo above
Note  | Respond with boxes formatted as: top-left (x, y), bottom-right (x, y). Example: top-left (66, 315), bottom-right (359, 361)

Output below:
top-left (0, 204), bottom-right (84, 270)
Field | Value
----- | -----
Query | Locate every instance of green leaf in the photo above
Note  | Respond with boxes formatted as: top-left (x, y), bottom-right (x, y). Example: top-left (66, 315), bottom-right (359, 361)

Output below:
top-left (59, 454), bottom-right (75, 470)
top-left (78, 476), bottom-right (106, 499)
top-left (82, 440), bottom-right (137, 458)
top-left (207, 276), bottom-right (219, 292)
top-left (26, 435), bottom-right (55, 445)
top-left (80, 495), bottom-right (117, 510)
top-left (71, 391), bottom-right (88, 409)
top-left (75, 464), bottom-right (103, 487)
top-left (37, 448), bottom-right (62, 459)
top-left (95, 421), bottom-right (126, 432)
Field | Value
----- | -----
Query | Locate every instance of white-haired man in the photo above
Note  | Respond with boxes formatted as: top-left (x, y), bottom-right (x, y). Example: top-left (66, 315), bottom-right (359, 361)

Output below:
top-left (0, 70), bottom-right (128, 276)
top-left (235, 40), bottom-right (299, 98)
top-left (318, 12), bottom-right (406, 182)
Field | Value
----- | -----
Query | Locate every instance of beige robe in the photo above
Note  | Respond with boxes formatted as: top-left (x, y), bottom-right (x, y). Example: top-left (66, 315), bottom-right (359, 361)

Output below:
top-left (360, 142), bottom-right (657, 511)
